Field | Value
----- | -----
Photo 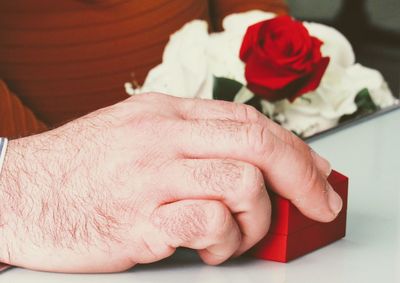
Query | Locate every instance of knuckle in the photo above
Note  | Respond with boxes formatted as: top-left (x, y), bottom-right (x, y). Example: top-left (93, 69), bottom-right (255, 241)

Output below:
top-left (241, 164), bottom-right (265, 200)
top-left (205, 202), bottom-right (230, 237)
top-left (244, 123), bottom-right (274, 156)
top-left (181, 100), bottom-right (199, 119)
top-left (233, 103), bottom-right (260, 122)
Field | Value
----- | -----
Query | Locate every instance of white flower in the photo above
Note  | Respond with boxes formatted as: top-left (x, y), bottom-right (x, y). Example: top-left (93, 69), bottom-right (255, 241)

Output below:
top-left (139, 20), bottom-right (213, 99)
top-left (274, 99), bottom-right (339, 138)
top-left (128, 10), bottom-right (396, 139)
top-left (206, 31), bottom-right (246, 84)
top-left (345, 64), bottom-right (396, 108)
top-left (304, 22), bottom-right (355, 69)
top-left (274, 63), bottom-right (395, 137)
top-left (136, 10), bottom-right (276, 99)
top-left (264, 21), bottom-right (395, 138)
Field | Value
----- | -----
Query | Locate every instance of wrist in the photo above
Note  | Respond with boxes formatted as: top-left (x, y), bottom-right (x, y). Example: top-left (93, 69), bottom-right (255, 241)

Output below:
top-left (0, 137), bottom-right (51, 267)
top-left (0, 139), bottom-right (20, 265)
top-left (0, 130), bottom-right (103, 271)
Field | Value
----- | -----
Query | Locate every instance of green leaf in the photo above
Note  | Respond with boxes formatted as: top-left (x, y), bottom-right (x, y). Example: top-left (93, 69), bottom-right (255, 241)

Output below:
top-left (354, 88), bottom-right (379, 111)
top-left (213, 76), bottom-right (243, 102)
top-left (244, 95), bottom-right (263, 113)
top-left (339, 88), bottom-right (380, 123)
top-left (213, 76), bottom-right (264, 112)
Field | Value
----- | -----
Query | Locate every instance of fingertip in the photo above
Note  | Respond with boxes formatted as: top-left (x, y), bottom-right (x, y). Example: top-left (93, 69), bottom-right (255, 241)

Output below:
top-left (291, 178), bottom-right (342, 223)
top-left (326, 183), bottom-right (343, 216)
top-left (312, 182), bottom-right (343, 223)
top-left (197, 218), bottom-right (242, 265)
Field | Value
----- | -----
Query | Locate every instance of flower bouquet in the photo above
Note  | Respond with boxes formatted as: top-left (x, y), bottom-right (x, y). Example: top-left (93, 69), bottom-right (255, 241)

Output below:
top-left (125, 10), bottom-right (398, 139)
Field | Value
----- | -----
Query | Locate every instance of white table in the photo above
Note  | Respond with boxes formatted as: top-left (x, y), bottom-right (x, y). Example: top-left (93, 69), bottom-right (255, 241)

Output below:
top-left (2, 109), bottom-right (400, 283)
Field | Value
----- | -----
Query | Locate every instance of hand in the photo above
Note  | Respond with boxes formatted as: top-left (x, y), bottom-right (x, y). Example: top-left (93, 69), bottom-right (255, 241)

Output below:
top-left (0, 93), bottom-right (340, 273)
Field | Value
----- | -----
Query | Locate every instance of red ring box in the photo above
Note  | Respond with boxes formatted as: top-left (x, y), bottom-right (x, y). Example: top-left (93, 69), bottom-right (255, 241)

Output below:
top-left (250, 170), bottom-right (348, 262)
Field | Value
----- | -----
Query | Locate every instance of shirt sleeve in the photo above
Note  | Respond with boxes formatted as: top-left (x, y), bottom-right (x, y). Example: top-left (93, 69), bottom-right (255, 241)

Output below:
top-left (0, 79), bottom-right (47, 139)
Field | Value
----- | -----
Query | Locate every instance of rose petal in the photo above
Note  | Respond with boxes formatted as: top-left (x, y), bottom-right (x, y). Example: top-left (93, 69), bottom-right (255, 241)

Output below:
top-left (240, 15), bottom-right (330, 101)
top-left (239, 20), bottom-right (267, 61)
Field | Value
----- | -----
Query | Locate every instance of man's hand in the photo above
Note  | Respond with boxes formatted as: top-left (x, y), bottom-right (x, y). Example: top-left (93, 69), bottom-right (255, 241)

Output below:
top-left (0, 93), bottom-right (341, 273)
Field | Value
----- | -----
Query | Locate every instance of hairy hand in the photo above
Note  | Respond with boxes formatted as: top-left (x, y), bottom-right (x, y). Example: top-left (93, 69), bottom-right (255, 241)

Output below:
top-left (0, 93), bottom-right (340, 273)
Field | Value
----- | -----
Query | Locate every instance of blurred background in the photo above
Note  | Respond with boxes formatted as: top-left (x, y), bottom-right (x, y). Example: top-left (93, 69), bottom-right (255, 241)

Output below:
top-left (286, 0), bottom-right (400, 97)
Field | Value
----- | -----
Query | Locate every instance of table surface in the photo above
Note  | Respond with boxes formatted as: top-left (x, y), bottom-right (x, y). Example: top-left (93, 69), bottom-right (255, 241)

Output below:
top-left (2, 109), bottom-right (400, 283)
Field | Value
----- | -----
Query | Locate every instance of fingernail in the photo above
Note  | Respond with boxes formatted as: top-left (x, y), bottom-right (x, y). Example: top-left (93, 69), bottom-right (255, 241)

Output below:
top-left (311, 150), bottom-right (332, 177)
top-left (326, 183), bottom-right (343, 215)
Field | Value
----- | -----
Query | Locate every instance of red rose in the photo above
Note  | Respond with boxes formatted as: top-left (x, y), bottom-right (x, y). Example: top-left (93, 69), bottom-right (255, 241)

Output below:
top-left (239, 15), bottom-right (330, 102)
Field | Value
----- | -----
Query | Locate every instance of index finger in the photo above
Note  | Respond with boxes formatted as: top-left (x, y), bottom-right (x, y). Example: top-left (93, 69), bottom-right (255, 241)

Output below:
top-left (177, 97), bottom-right (332, 176)
top-left (174, 119), bottom-right (342, 223)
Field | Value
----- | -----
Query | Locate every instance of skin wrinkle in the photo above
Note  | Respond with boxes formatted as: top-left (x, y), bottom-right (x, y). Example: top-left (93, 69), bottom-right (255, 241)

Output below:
top-left (294, 156), bottom-right (318, 199)
top-left (289, 156), bottom-right (329, 217)
top-left (233, 103), bottom-right (260, 125)
top-left (245, 123), bottom-right (273, 160)
top-left (140, 235), bottom-right (160, 260)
